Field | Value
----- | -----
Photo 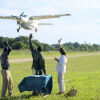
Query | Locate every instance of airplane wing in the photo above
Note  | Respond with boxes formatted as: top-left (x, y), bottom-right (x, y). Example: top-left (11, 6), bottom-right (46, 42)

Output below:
top-left (29, 14), bottom-right (71, 20)
top-left (39, 23), bottom-right (53, 25)
top-left (0, 15), bottom-right (17, 20)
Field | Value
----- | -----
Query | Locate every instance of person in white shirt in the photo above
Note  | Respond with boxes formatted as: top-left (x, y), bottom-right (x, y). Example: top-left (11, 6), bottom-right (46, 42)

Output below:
top-left (55, 38), bottom-right (67, 94)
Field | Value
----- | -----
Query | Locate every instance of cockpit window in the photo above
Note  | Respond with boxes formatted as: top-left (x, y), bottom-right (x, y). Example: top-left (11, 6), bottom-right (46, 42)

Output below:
top-left (22, 15), bottom-right (27, 17)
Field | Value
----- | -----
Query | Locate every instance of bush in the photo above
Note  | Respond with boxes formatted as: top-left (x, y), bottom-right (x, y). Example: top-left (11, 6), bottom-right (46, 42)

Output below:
top-left (12, 41), bottom-right (24, 50)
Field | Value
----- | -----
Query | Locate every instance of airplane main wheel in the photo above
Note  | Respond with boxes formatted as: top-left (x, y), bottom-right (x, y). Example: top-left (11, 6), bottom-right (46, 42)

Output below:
top-left (35, 29), bottom-right (37, 32)
top-left (17, 29), bottom-right (19, 32)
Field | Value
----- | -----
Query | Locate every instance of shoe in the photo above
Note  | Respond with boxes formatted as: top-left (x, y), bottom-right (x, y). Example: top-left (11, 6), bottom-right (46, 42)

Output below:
top-left (57, 92), bottom-right (65, 95)
top-left (1, 95), bottom-right (5, 98)
top-left (31, 92), bottom-right (38, 96)
top-left (8, 93), bottom-right (13, 96)
top-left (43, 94), bottom-right (49, 98)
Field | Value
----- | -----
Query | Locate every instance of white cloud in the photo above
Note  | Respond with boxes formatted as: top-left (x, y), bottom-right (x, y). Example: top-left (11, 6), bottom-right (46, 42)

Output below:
top-left (34, 7), bottom-right (58, 15)
top-left (76, 0), bottom-right (100, 8)
top-left (0, 0), bottom-right (60, 15)
top-left (0, 8), bottom-right (21, 15)
top-left (59, 23), bottom-right (100, 34)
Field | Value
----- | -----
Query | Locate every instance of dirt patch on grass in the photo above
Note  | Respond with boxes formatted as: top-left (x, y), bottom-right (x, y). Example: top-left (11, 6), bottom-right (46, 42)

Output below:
top-left (9, 52), bottom-right (100, 63)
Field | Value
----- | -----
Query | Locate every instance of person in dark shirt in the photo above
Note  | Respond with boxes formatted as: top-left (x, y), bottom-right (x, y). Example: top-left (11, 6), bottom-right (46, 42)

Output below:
top-left (29, 33), bottom-right (46, 75)
top-left (0, 41), bottom-right (13, 97)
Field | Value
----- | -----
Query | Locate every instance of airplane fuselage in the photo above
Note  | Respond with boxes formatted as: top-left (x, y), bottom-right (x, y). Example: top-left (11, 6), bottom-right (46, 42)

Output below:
top-left (18, 16), bottom-right (39, 30)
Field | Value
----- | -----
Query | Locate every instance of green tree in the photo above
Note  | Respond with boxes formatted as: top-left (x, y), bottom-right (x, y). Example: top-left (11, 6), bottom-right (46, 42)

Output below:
top-left (12, 41), bottom-right (25, 50)
top-left (80, 44), bottom-right (88, 51)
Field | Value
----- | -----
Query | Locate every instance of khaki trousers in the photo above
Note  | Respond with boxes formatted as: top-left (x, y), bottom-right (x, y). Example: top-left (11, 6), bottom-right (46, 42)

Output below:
top-left (58, 72), bottom-right (65, 92)
top-left (1, 69), bottom-right (13, 97)
top-left (32, 68), bottom-right (36, 75)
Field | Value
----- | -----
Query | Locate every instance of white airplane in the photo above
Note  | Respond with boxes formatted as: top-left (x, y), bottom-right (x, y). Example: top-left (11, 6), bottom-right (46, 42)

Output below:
top-left (0, 12), bottom-right (71, 32)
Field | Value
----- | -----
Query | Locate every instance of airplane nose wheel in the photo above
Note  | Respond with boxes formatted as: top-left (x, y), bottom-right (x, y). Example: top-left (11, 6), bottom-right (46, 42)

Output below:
top-left (17, 29), bottom-right (19, 32)
top-left (17, 27), bottom-right (20, 32)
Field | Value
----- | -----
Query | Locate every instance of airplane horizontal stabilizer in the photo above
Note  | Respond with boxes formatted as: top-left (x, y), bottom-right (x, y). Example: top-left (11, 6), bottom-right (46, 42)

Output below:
top-left (39, 23), bottom-right (53, 25)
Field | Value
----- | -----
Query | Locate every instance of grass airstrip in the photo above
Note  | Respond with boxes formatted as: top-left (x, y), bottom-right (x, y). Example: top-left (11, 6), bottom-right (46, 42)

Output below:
top-left (0, 50), bottom-right (100, 100)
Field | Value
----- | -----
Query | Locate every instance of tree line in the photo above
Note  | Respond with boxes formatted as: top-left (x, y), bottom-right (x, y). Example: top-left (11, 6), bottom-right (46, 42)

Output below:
top-left (0, 36), bottom-right (100, 52)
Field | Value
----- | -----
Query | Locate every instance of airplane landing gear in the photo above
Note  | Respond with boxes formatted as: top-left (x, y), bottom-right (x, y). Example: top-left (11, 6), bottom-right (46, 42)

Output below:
top-left (17, 27), bottom-right (20, 32)
top-left (17, 29), bottom-right (19, 32)
top-left (35, 29), bottom-right (38, 32)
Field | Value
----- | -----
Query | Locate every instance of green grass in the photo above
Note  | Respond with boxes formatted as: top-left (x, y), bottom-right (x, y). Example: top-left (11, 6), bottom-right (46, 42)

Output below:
top-left (0, 51), bottom-right (100, 100)
top-left (1, 49), bottom-right (99, 59)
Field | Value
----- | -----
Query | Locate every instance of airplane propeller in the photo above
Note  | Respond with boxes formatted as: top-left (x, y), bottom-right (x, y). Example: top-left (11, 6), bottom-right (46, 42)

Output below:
top-left (19, 12), bottom-right (24, 19)
top-left (17, 12), bottom-right (24, 32)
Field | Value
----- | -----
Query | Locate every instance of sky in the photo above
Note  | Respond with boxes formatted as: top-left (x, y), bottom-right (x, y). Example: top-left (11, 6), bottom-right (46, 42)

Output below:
top-left (0, 0), bottom-right (100, 45)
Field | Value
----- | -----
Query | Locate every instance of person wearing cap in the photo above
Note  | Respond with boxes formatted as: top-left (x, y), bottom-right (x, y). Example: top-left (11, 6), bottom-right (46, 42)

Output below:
top-left (0, 41), bottom-right (13, 97)
top-left (29, 33), bottom-right (46, 75)
top-left (55, 38), bottom-right (67, 94)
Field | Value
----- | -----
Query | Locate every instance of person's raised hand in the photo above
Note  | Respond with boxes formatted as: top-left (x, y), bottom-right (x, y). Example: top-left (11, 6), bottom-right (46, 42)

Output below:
top-left (58, 38), bottom-right (62, 44)
top-left (54, 57), bottom-right (58, 61)
top-left (29, 33), bottom-right (33, 39)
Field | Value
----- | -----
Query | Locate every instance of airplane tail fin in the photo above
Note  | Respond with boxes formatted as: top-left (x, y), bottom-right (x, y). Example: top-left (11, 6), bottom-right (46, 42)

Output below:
top-left (39, 23), bottom-right (53, 25)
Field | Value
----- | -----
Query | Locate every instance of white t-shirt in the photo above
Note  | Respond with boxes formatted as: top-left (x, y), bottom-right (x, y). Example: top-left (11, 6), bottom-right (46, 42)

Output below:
top-left (56, 55), bottom-right (67, 73)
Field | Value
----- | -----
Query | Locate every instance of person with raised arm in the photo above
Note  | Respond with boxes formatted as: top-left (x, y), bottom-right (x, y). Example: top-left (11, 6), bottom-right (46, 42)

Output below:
top-left (0, 41), bottom-right (13, 97)
top-left (55, 38), bottom-right (67, 94)
top-left (29, 33), bottom-right (46, 75)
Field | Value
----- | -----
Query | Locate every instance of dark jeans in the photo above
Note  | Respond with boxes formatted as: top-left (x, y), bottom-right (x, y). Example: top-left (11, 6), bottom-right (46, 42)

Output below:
top-left (36, 69), bottom-right (42, 75)
top-left (36, 68), bottom-right (46, 75)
